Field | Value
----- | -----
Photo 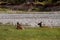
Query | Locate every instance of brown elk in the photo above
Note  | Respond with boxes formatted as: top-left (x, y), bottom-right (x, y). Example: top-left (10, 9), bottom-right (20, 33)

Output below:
top-left (16, 22), bottom-right (24, 30)
top-left (38, 22), bottom-right (42, 27)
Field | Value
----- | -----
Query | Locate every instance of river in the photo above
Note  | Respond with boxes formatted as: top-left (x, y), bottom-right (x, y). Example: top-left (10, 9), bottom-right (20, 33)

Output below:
top-left (0, 13), bottom-right (60, 27)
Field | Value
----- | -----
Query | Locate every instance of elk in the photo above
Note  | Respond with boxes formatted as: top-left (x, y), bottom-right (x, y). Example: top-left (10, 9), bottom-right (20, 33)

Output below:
top-left (38, 22), bottom-right (42, 27)
top-left (16, 22), bottom-right (24, 30)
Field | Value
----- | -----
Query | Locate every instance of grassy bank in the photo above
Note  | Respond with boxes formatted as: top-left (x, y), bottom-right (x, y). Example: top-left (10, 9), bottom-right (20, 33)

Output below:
top-left (0, 8), bottom-right (24, 14)
top-left (0, 8), bottom-right (60, 14)
top-left (0, 25), bottom-right (60, 40)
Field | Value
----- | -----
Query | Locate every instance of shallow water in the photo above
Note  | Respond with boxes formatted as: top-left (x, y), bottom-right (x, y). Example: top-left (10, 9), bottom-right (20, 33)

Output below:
top-left (0, 13), bottom-right (60, 27)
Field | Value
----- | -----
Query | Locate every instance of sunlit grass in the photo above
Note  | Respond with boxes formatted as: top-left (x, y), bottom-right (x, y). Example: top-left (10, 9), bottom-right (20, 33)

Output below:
top-left (0, 25), bottom-right (60, 40)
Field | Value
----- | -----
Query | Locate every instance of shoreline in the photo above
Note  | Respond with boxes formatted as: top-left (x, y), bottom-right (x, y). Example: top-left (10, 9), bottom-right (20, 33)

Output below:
top-left (0, 10), bottom-right (60, 14)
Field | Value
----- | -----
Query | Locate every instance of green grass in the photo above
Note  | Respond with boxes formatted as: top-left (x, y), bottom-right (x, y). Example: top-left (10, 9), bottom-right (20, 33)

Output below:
top-left (0, 25), bottom-right (60, 40)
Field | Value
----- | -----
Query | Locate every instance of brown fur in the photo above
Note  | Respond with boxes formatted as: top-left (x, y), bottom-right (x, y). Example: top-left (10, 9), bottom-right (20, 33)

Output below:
top-left (16, 22), bottom-right (23, 30)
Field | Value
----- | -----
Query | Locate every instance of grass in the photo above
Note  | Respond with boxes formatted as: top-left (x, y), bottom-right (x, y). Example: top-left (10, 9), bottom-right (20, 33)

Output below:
top-left (0, 25), bottom-right (60, 40)
top-left (0, 8), bottom-right (60, 14)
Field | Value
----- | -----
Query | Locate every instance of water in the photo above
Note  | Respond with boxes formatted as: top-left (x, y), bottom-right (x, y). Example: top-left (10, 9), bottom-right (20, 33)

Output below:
top-left (0, 13), bottom-right (60, 27)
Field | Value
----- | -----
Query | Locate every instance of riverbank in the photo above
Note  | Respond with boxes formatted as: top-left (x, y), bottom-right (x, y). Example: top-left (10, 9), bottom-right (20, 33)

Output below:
top-left (0, 25), bottom-right (60, 40)
top-left (0, 10), bottom-right (60, 14)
